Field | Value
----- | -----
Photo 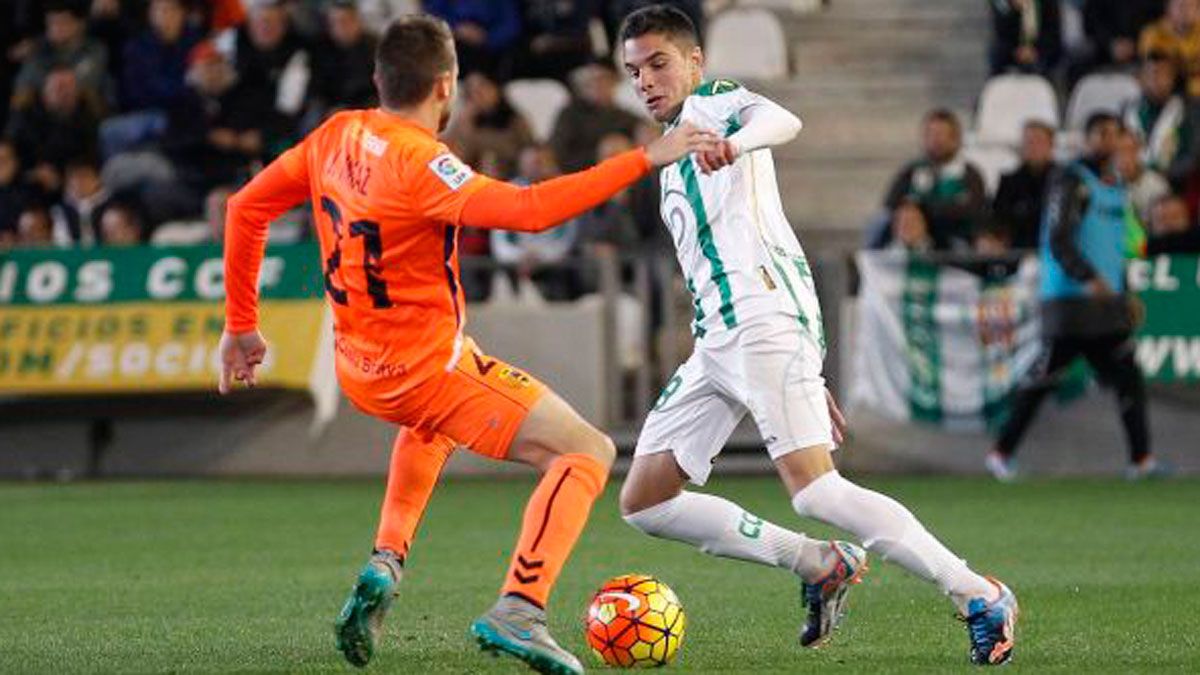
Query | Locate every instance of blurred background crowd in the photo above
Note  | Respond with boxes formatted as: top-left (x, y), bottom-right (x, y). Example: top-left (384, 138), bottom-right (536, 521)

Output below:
top-left (5, 0), bottom-right (1200, 291)
top-left (0, 0), bottom-right (708, 301)
top-left (868, 0), bottom-right (1200, 259)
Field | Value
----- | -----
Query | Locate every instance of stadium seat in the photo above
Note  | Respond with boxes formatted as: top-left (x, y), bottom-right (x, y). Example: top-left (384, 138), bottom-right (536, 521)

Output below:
top-left (705, 8), bottom-right (790, 80)
top-left (962, 143), bottom-right (1020, 196)
top-left (1065, 73), bottom-right (1140, 130)
top-left (503, 78), bottom-right (571, 143)
top-left (975, 74), bottom-right (1060, 147)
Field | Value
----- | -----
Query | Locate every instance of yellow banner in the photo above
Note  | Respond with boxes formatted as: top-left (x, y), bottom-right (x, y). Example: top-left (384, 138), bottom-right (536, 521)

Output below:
top-left (0, 300), bottom-right (324, 394)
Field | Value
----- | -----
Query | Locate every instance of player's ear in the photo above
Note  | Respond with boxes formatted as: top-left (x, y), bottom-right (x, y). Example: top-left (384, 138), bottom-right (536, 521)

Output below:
top-left (689, 45), bottom-right (704, 73)
top-left (434, 71), bottom-right (455, 102)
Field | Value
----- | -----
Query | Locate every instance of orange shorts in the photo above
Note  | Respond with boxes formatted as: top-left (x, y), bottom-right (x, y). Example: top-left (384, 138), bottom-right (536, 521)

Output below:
top-left (338, 337), bottom-right (548, 459)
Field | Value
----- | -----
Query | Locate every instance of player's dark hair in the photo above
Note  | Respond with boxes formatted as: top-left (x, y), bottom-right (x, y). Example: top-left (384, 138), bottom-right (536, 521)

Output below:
top-left (618, 5), bottom-right (699, 50)
top-left (375, 14), bottom-right (455, 109)
top-left (1023, 119), bottom-right (1056, 138)
top-left (1085, 111), bottom-right (1120, 136)
top-left (923, 107), bottom-right (961, 133)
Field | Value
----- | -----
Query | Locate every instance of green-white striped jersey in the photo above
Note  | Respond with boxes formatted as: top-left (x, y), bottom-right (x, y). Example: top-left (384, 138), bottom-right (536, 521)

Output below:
top-left (660, 80), bottom-right (824, 349)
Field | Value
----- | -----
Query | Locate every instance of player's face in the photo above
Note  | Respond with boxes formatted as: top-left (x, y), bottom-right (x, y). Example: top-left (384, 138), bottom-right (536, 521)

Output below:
top-left (622, 33), bottom-right (703, 123)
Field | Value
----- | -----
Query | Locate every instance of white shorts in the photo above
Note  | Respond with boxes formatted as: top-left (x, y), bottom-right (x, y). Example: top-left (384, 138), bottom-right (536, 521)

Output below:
top-left (634, 315), bottom-right (833, 486)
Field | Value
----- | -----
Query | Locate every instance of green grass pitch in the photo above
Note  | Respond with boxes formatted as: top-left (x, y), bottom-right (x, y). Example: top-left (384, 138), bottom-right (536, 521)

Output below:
top-left (2, 475), bottom-right (1198, 673)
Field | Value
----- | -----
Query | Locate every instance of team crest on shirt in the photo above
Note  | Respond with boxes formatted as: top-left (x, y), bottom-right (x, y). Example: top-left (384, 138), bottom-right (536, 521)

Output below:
top-left (498, 367), bottom-right (532, 389)
top-left (428, 152), bottom-right (474, 190)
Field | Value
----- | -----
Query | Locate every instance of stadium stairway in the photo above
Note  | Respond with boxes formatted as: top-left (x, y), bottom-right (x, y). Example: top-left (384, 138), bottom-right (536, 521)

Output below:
top-left (759, 0), bottom-right (990, 252)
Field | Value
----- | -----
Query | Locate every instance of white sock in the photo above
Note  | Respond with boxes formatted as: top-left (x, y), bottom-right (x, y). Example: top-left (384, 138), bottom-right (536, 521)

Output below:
top-left (790, 471), bottom-right (996, 612)
top-left (624, 491), bottom-right (831, 581)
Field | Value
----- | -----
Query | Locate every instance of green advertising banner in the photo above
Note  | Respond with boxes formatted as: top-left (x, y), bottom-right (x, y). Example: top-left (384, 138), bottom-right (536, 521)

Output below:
top-left (1130, 254), bottom-right (1200, 382)
top-left (0, 243), bottom-right (329, 395)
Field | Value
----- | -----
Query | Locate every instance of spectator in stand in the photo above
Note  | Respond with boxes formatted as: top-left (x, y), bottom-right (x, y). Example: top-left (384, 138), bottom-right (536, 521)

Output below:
top-left (89, 0), bottom-right (150, 92)
top-left (1146, 192), bottom-right (1200, 251)
top-left (886, 202), bottom-right (935, 252)
top-left (16, 204), bottom-right (54, 247)
top-left (139, 42), bottom-right (263, 226)
top-left (1073, 0), bottom-right (1163, 82)
top-left (989, 0), bottom-right (1063, 76)
top-left (423, 0), bottom-right (521, 80)
top-left (223, 0), bottom-right (310, 156)
top-left (993, 120), bottom-right (1057, 250)
top-left (120, 0), bottom-right (201, 112)
top-left (5, 66), bottom-right (100, 197)
top-left (99, 0), bottom-right (203, 157)
top-left (50, 157), bottom-right (114, 246)
top-left (872, 108), bottom-right (987, 251)
top-left (9, 1), bottom-right (108, 115)
top-left (1121, 51), bottom-right (1200, 187)
top-left (1116, 128), bottom-right (1171, 226)
top-left (98, 201), bottom-right (143, 245)
top-left (1140, 0), bottom-right (1200, 97)
top-left (516, 0), bottom-right (597, 82)
top-left (551, 61), bottom-right (642, 173)
top-left (307, 0), bottom-right (377, 123)
top-left (443, 71), bottom-right (534, 177)
top-left (575, 132), bottom-right (641, 252)
top-left (0, 140), bottom-right (32, 238)
top-left (490, 145), bottom-right (580, 301)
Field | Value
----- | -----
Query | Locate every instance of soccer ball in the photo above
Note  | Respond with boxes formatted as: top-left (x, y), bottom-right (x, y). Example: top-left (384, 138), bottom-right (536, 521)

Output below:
top-left (584, 574), bottom-right (686, 668)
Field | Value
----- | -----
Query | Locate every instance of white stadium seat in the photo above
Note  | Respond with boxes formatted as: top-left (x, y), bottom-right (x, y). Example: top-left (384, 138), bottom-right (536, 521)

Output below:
top-left (503, 78), bottom-right (571, 143)
top-left (975, 74), bottom-right (1060, 147)
top-left (705, 8), bottom-right (789, 80)
top-left (962, 143), bottom-right (1020, 196)
top-left (1065, 73), bottom-right (1140, 130)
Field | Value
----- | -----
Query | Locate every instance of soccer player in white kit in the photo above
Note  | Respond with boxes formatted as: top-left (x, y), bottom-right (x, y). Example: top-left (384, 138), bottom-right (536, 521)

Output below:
top-left (616, 6), bottom-right (1019, 665)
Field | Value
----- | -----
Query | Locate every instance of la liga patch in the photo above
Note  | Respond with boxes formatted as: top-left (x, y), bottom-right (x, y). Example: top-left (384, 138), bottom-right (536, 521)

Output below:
top-left (428, 152), bottom-right (474, 190)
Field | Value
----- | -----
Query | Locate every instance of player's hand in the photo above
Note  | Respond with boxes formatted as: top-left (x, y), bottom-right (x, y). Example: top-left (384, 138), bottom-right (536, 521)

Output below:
top-left (695, 139), bottom-right (738, 175)
top-left (645, 122), bottom-right (721, 168)
top-left (826, 387), bottom-right (848, 445)
top-left (218, 329), bottom-right (268, 394)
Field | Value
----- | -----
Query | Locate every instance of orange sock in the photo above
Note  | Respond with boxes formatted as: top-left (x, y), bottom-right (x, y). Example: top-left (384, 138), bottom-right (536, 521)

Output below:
top-left (501, 453), bottom-right (609, 608)
top-left (373, 427), bottom-right (456, 562)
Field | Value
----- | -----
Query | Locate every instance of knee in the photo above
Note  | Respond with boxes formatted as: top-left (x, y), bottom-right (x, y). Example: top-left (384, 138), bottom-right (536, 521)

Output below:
top-left (579, 428), bottom-right (617, 469)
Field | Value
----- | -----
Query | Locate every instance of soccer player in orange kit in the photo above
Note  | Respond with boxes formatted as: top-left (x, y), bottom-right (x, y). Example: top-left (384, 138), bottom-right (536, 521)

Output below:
top-left (216, 14), bottom-right (718, 675)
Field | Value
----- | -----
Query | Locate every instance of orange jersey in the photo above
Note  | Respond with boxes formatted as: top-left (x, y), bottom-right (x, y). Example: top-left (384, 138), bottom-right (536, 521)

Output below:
top-left (224, 108), bottom-right (650, 392)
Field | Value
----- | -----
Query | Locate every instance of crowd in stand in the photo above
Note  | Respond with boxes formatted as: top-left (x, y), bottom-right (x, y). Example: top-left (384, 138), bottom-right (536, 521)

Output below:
top-left (0, 0), bottom-right (702, 301)
top-left (872, 0), bottom-right (1200, 257)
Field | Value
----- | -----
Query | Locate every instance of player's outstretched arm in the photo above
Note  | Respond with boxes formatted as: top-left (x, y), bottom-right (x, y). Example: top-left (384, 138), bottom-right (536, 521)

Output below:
top-left (695, 98), bottom-right (802, 174)
top-left (219, 146), bottom-right (311, 393)
top-left (460, 122), bottom-right (719, 233)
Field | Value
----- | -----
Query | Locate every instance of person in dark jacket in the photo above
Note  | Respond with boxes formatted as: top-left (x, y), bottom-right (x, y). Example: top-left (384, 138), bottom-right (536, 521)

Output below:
top-left (5, 65), bottom-right (99, 196)
top-left (120, 0), bottom-right (202, 112)
top-left (874, 108), bottom-right (988, 251)
top-left (988, 113), bottom-right (1163, 481)
top-left (308, 0), bottom-right (377, 117)
top-left (989, 0), bottom-right (1063, 76)
top-left (550, 61), bottom-right (642, 173)
top-left (993, 120), bottom-right (1057, 249)
top-left (423, 0), bottom-right (521, 79)
top-left (1069, 0), bottom-right (1164, 83)
top-left (515, 0), bottom-right (597, 82)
